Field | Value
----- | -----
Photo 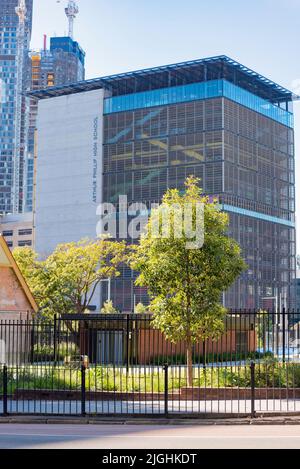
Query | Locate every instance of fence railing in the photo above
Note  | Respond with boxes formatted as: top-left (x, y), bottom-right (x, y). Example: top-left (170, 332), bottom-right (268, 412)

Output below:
top-left (1, 309), bottom-right (300, 366)
top-left (0, 309), bottom-right (300, 417)
top-left (2, 360), bottom-right (300, 417)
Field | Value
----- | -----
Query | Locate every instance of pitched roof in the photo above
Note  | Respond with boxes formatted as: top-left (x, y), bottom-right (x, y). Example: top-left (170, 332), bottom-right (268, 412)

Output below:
top-left (0, 235), bottom-right (38, 313)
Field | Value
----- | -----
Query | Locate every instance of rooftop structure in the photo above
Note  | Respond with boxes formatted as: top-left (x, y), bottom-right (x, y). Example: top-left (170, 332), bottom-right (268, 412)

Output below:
top-left (28, 55), bottom-right (297, 105)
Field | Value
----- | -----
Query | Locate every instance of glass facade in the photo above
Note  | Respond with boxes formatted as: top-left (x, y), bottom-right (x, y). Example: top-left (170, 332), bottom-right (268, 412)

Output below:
top-left (0, 0), bottom-right (33, 214)
top-left (104, 79), bottom-right (293, 128)
top-left (222, 205), bottom-right (294, 228)
top-left (103, 92), bottom-right (296, 311)
top-left (295, 277), bottom-right (300, 310)
top-left (222, 98), bottom-right (295, 308)
top-left (104, 99), bottom-right (223, 204)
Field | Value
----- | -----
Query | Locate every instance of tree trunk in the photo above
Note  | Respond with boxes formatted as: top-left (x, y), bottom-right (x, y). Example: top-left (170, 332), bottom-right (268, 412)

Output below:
top-left (76, 302), bottom-right (83, 315)
top-left (186, 335), bottom-right (193, 387)
top-left (63, 319), bottom-right (80, 347)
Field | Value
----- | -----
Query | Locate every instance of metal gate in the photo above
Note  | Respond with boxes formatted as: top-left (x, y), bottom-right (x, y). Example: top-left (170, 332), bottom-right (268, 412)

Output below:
top-left (97, 331), bottom-right (123, 365)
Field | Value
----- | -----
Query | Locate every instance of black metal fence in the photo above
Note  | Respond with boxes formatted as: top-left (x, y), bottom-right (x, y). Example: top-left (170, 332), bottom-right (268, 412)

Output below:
top-left (1, 309), bottom-right (300, 418)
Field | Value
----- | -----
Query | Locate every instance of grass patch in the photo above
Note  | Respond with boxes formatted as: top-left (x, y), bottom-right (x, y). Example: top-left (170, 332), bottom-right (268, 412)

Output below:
top-left (150, 351), bottom-right (274, 365)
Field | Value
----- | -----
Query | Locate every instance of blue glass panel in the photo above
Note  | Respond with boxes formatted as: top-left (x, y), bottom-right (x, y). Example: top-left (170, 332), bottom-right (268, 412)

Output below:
top-left (104, 79), bottom-right (293, 128)
top-left (222, 204), bottom-right (295, 227)
top-left (222, 81), bottom-right (293, 128)
top-left (104, 80), bottom-right (223, 114)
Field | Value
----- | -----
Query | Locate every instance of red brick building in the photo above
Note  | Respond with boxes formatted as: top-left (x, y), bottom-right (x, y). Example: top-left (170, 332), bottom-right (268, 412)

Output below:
top-left (0, 234), bottom-right (38, 319)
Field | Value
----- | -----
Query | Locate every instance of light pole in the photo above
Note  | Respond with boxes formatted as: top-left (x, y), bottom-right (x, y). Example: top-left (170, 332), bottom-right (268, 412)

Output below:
top-left (100, 278), bottom-right (111, 308)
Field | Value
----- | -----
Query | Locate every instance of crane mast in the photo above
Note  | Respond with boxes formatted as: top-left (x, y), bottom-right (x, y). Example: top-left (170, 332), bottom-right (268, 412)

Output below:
top-left (65, 1), bottom-right (79, 39)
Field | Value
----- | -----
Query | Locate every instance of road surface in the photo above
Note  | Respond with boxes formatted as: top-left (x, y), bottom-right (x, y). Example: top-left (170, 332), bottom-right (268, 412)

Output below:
top-left (0, 423), bottom-right (300, 449)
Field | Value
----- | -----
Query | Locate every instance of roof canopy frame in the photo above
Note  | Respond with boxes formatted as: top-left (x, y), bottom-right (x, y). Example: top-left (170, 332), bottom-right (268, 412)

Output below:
top-left (27, 55), bottom-right (298, 104)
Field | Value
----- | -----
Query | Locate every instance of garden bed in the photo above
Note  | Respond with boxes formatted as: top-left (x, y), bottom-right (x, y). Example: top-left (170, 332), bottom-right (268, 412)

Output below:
top-left (180, 387), bottom-right (300, 400)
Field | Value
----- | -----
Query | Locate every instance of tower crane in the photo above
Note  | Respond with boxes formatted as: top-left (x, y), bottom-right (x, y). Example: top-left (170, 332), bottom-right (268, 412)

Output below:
top-left (65, 1), bottom-right (79, 39)
top-left (55, 1), bottom-right (79, 40)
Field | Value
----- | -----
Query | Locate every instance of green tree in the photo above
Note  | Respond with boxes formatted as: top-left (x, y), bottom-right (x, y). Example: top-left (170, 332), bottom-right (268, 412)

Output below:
top-left (12, 247), bottom-right (45, 302)
top-left (14, 238), bottom-right (126, 317)
top-left (130, 176), bottom-right (247, 386)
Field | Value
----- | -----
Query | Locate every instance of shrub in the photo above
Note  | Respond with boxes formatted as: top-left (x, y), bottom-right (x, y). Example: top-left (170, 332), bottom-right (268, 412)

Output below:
top-left (101, 300), bottom-right (118, 314)
top-left (32, 342), bottom-right (79, 362)
top-left (134, 303), bottom-right (148, 314)
top-left (149, 351), bottom-right (274, 365)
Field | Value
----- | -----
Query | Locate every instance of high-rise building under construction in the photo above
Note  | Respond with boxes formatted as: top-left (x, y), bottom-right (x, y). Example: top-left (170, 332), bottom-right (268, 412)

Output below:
top-left (0, 1), bottom-right (85, 214)
top-left (0, 0), bottom-right (33, 214)
top-left (25, 1), bottom-right (85, 212)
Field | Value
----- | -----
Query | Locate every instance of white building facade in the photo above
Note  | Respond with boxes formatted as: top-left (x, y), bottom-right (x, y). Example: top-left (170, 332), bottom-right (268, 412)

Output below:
top-left (35, 89), bottom-right (104, 256)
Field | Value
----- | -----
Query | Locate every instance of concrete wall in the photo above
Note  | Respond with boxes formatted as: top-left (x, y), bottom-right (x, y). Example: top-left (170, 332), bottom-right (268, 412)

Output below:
top-left (35, 89), bottom-right (104, 256)
top-left (0, 312), bottom-right (32, 365)
top-left (137, 329), bottom-right (256, 364)
top-left (0, 212), bottom-right (33, 250)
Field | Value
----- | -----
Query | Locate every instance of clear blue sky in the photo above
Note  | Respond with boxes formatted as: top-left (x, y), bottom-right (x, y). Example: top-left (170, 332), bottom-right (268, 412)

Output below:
top-left (31, 0), bottom-right (300, 251)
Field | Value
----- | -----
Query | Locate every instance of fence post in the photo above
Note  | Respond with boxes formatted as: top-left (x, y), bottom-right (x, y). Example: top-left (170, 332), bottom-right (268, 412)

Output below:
top-left (30, 321), bottom-right (35, 363)
top-left (53, 314), bottom-right (57, 366)
top-left (126, 315), bottom-right (130, 372)
top-left (250, 361), bottom-right (256, 418)
top-left (3, 365), bottom-right (8, 416)
top-left (164, 364), bottom-right (169, 418)
top-left (282, 307), bottom-right (286, 363)
top-left (81, 365), bottom-right (86, 416)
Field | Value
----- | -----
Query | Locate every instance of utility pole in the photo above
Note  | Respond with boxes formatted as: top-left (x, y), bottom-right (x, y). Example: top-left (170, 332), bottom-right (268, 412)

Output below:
top-left (65, 1), bottom-right (79, 39)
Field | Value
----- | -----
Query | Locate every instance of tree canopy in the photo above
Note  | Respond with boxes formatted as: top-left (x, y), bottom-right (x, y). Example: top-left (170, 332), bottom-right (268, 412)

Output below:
top-left (130, 176), bottom-right (247, 385)
top-left (14, 238), bottom-right (126, 317)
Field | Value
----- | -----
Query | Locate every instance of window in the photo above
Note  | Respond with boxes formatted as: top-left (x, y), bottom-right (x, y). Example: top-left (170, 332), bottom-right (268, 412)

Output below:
top-left (2, 230), bottom-right (13, 237)
top-left (18, 240), bottom-right (32, 247)
top-left (18, 228), bottom-right (32, 236)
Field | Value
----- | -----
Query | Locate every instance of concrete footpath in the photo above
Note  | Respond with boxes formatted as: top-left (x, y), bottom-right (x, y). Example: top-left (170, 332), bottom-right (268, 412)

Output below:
top-left (1, 415), bottom-right (300, 425)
